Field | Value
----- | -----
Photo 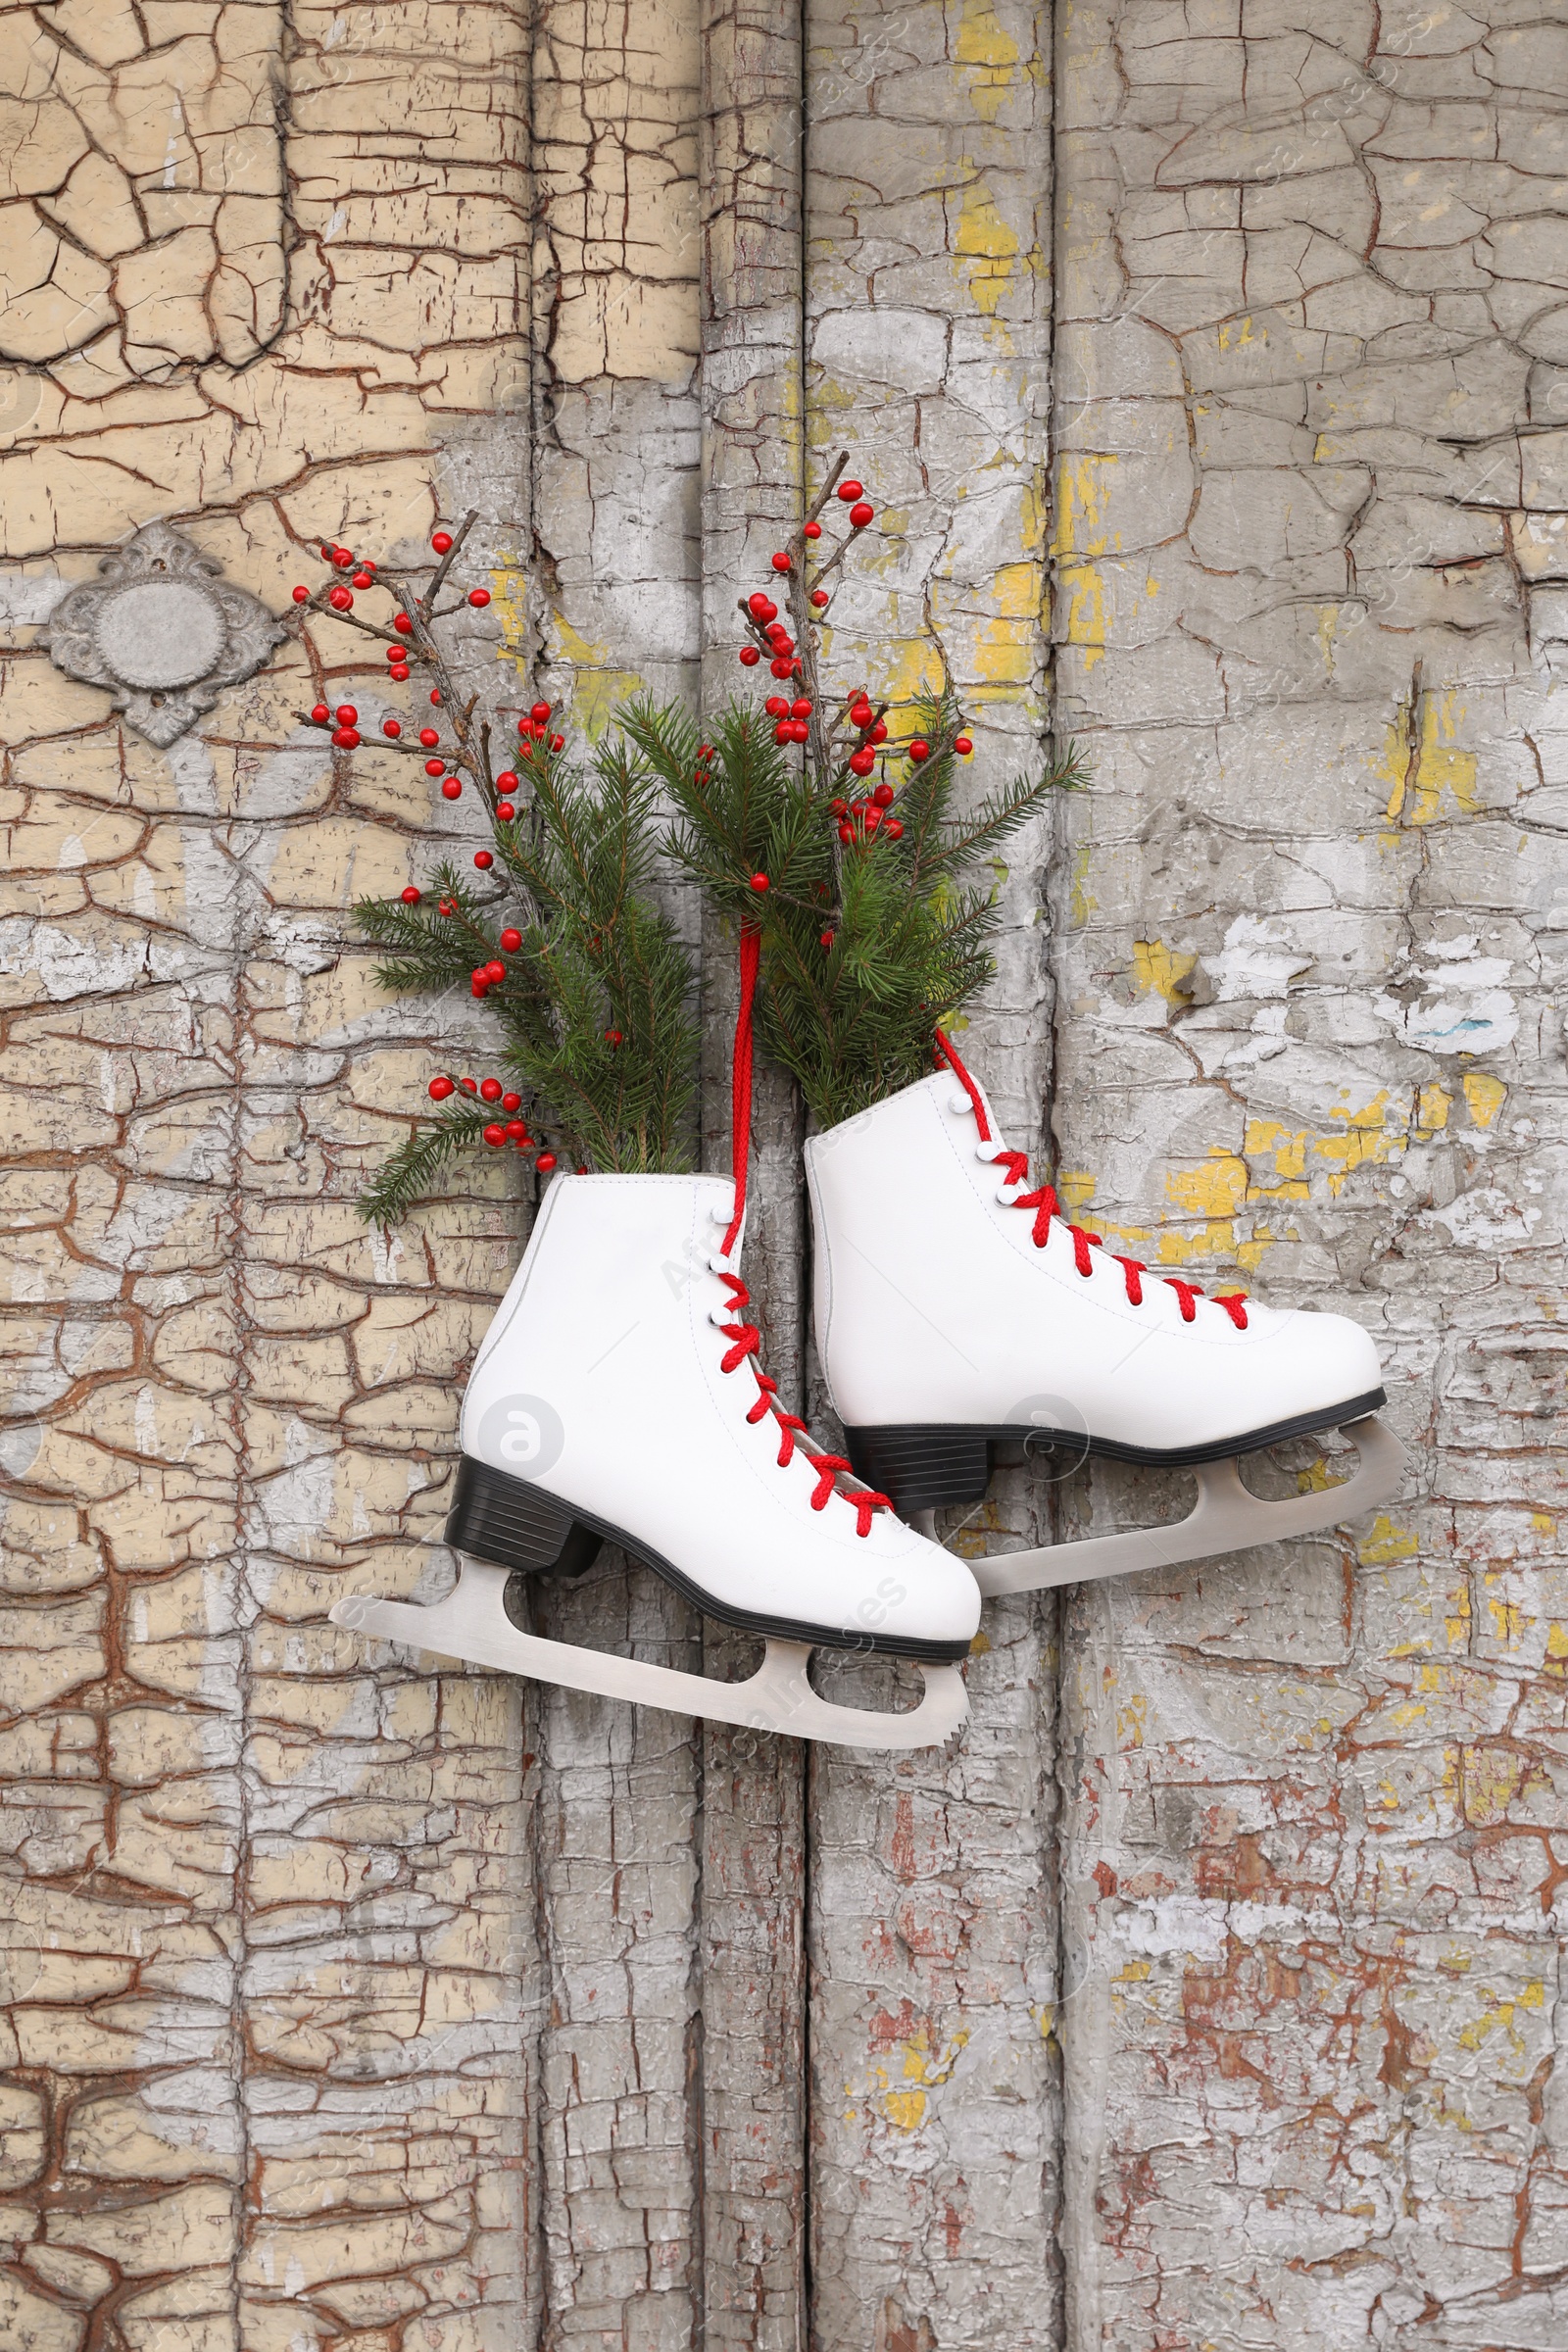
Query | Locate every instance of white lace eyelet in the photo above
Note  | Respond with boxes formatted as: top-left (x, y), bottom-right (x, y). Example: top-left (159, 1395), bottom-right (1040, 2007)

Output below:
top-left (995, 1184), bottom-right (1022, 1205)
top-left (974, 1140), bottom-right (1007, 1163)
top-left (946, 1091), bottom-right (972, 1116)
top-left (708, 1306), bottom-right (733, 1329)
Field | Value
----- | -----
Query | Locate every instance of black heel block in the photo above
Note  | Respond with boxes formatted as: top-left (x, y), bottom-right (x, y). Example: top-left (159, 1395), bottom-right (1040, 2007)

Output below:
top-left (845, 1426), bottom-right (994, 1518)
top-left (445, 1456), bottom-right (604, 1579)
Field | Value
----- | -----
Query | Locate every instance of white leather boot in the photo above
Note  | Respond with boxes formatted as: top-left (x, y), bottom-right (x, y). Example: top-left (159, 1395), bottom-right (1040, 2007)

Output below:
top-left (803, 1042), bottom-right (1405, 1598)
top-left (334, 1171), bottom-right (978, 1745)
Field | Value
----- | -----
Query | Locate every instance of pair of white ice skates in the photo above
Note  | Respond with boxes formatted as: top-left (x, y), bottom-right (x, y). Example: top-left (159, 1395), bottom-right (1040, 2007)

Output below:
top-left (334, 1043), bottom-right (1403, 1748)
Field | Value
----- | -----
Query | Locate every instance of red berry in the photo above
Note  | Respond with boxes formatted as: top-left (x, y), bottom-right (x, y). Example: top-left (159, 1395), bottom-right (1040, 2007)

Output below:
top-left (791, 697), bottom-right (811, 717)
top-left (394, 612), bottom-right (414, 634)
top-left (430, 690), bottom-right (442, 705)
top-left (291, 585), bottom-right (310, 604)
top-left (336, 705), bottom-right (358, 724)
top-left (749, 872), bottom-right (770, 893)
top-left (502, 1091), bottom-right (522, 1112)
top-left (530, 701), bottom-right (551, 723)
top-left (766, 621), bottom-right (791, 643)
top-left (769, 658), bottom-right (793, 678)
top-left (765, 695), bottom-right (788, 717)
top-left (774, 721), bottom-right (791, 745)
top-left (471, 979), bottom-right (488, 999)
top-left (550, 732), bottom-right (564, 751)
top-left (318, 545), bottom-right (334, 563)
top-left (605, 1028), bottom-right (622, 1046)
top-left (419, 727), bottom-right (439, 747)
top-left (536, 1152), bottom-right (557, 1172)
top-left (907, 738), bottom-right (929, 762)
top-left (352, 571), bottom-right (372, 589)
top-left (885, 819), bottom-right (904, 839)
top-left (496, 801), bottom-right (515, 821)
top-left (390, 664), bottom-right (410, 681)
top-left (425, 758), bottom-right (445, 776)
top-left (500, 926), bottom-right (522, 953)
top-left (810, 589), bottom-right (829, 608)
top-left (429, 1076), bottom-right (455, 1100)
top-left (748, 594), bottom-right (777, 622)
top-left (848, 748), bottom-right (875, 777)
top-left (474, 849), bottom-right (494, 869)
top-left (495, 770), bottom-right (518, 792)
top-left (468, 588), bottom-right (491, 607)
top-left (850, 501), bottom-right (874, 528)
top-left (332, 726), bottom-right (360, 749)
top-left (804, 519), bottom-right (822, 539)
top-left (838, 823), bottom-right (853, 844)
top-left (871, 721), bottom-right (887, 744)
top-left (505, 1119), bottom-right (528, 1142)
top-left (484, 960), bottom-right (507, 985)
top-left (441, 777), bottom-right (462, 799)
top-left (872, 781), bottom-right (895, 808)
top-left (864, 808), bottom-right (882, 832)
top-left (792, 719), bottom-right (811, 743)
top-left (770, 552), bottom-right (791, 573)
top-left (311, 703), bottom-right (330, 723)
top-left (480, 1077), bottom-right (503, 1102)
top-left (954, 734), bottom-right (973, 756)
top-left (819, 929), bottom-right (834, 948)
top-left (332, 546), bottom-right (354, 566)
top-left (432, 530), bottom-right (454, 553)
top-left (830, 798), bottom-right (847, 816)
top-left (401, 885), bottom-right (421, 906)
top-left (483, 1123), bottom-right (506, 1147)
top-left (739, 646), bottom-right (761, 666)
top-left (837, 479), bottom-right (863, 501)
top-left (382, 718), bottom-right (402, 737)
top-left (328, 586), bottom-right (352, 610)
top-left (458, 1076), bottom-right (477, 1092)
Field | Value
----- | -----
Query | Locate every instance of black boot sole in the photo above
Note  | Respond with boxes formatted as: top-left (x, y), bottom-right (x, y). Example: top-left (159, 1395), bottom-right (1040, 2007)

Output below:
top-left (444, 1453), bottom-right (971, 1664)
top-left (845, 1387), bottom-right (1388, 1518)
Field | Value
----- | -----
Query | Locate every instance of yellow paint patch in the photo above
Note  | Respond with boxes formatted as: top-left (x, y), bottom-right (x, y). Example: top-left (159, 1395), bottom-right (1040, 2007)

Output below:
top-left (1416, 1082), bottom-right (1452, 1136)
top-left (1462, 1072), bottom-right (1506, 1129)
top-left (1166, 1152), bottom-right (1248, 1222)
top-left (873, 2026), bottom-right (971, 2133)
top-left (1358, 1515), bottom-right (1419, 1566)
top-left (1069, 839), bottom-right (1095, 927)
top-left (546, 614), bottom-right (644, 739)
top-left (1053, 453), bottom-right (1119, 670)
top-left (1463, 1744), bottom-right (1523, 1826)
top-left (956, 174), bottom-right (1018, 315)
top-left (956, 0), bottom-right (1020, 122)
top-left (1545, 1624), bottom-right (1568, 1677)
top-left (1117, 1691), bottom-right (1149, 1750)
top-left (1057, 1170), bottom-right (1097, 1213)
top-left (487, 562), bottom-right (530, 672)
top-left (1311, 1093), bottom-right (1401, 1196)
top-left (1245, 1118), bottom-right (1310, 1200)
top-left (1133, 939), bottom-right (1197, 1004)
top-left (1383, 689), bottom-right (1481, 824)
top-left (1456, 1978), bottom-right (1544, 2056)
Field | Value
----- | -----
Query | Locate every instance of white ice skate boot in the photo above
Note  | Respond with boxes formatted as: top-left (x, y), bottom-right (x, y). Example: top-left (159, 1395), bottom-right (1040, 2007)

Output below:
top-left (803, 1037), bottom-right (1405, 1600)
top-left (333, 1170), bottom-right (978, 1746)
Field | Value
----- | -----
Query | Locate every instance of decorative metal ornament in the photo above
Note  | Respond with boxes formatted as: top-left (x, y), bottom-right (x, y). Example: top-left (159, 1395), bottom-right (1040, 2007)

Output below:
top-left (41, 519), bottom-right (289, 747)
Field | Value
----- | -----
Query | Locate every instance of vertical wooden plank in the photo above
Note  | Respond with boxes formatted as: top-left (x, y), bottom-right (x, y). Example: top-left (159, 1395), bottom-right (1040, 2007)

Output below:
top-left (1050, 3), bottom-right (1568, 2345)
top-left (802, 5), bottom-right (1063, 2344)
top-left (698, 8), bottom-right (810, 2347)
top-left (525, 2), bottom-right (707, 2344)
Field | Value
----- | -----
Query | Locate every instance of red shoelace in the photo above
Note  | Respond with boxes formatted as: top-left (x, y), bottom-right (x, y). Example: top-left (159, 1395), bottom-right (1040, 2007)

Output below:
top-left (719, 922), bottom-right (891, 1538)
top-left (934, 1031), bottom-right (1249, 1332)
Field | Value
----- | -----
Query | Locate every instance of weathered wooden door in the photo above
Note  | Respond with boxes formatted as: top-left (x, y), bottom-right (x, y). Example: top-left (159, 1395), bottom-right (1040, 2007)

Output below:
top-left (3, 4), bottom-right (1565, 2349)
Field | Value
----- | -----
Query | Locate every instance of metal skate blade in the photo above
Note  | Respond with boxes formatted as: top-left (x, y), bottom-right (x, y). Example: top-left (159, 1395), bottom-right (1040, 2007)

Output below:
top-left (329, 1560), bottom-right (968, 1750)
top-left (967, 1413), bottom-right (1407, 1599)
